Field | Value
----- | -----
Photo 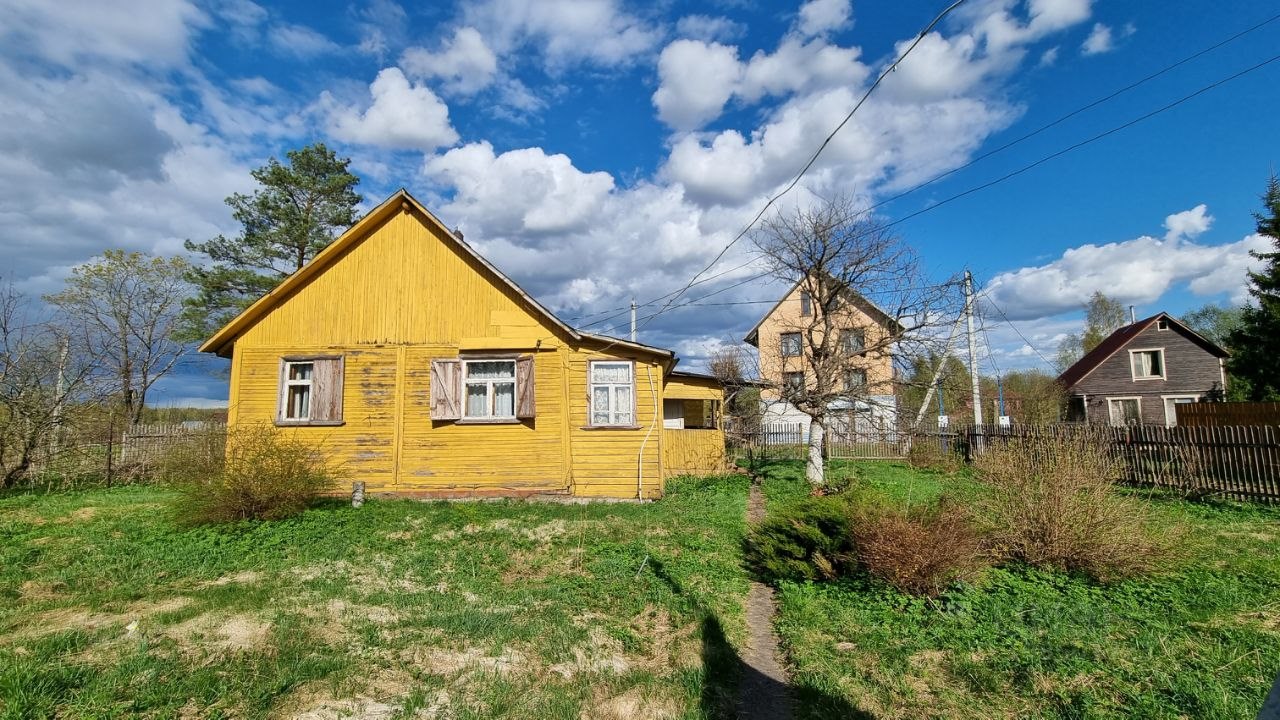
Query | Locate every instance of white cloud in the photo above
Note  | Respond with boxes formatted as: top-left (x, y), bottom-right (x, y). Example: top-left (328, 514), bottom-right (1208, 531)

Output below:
top-left (675, 14), bottom-right (744, 43)
top-left (1081, 23), bottom-right (1113, 55)
top-left (1164, 204), bottom-right (1213, 241)
top-left (323, 68), bottom-right (459, 151)
top-left (462, 0), bottom-right (660, 70)
top-left (354, 0), bottom-right (408, 59)
top-left (1039, 46), bottom-right (1059, 66)
top-left (652, 40), bottom-right (742, 131)
top-left (985, 208), bottom-right (1267, 321)
top-left (422, 141), bottom-right (615, 236)
top-left (401, 27), bottom-right (499, 95)
top-left (269, 22), bottom-right (342, 58)
top-left (797, 0), bottom-right (852, 37)
top-left (0, 0), bottom-right (207, 66)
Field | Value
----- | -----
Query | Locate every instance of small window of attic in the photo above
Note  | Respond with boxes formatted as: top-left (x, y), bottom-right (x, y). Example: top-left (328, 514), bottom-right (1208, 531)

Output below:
top-left (1157, 319), bottom-right (1169, 331)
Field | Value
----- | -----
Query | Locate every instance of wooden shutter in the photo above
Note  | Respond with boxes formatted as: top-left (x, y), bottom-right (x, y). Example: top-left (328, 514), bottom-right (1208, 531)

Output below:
top-left (516, 355), bottom-right (536, 419)
top-left (311, 356), bottom-right (345, 422)
top-left (431, 359), bottom-right (462, 420)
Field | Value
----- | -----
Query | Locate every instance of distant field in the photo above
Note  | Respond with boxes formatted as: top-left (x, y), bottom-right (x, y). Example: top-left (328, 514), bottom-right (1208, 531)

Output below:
top-left (0, 476), bottom-right (751, 719)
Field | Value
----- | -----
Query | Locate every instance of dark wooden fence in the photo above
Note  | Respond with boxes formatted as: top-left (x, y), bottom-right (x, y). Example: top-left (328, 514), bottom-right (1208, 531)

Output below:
top-left (1177, 402), bottom-right (1280, 427)
top-left (958, 423), bottom-right (1280, 502)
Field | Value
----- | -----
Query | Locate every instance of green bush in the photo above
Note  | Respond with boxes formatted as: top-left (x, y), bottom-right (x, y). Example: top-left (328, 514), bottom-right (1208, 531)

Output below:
top-left (170, 423), bottom-right (342, 524)
top-left (746, 497), bottom-right (856, 582)
top-left (851, 498), bottom-right (989, 596)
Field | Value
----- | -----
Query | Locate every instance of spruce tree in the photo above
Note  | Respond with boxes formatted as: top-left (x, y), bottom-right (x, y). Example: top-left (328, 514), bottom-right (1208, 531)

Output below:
top-left (1227, 175), bottom-right (1280, 400)
top-left (179, 143), bottom-right (361, 341)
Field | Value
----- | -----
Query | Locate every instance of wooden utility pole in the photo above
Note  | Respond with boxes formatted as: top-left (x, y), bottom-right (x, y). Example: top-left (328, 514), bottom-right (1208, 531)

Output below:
top-left (964, 270), bottom-right (983, 428)
top-left (630, 299), bottom-right (637, 342)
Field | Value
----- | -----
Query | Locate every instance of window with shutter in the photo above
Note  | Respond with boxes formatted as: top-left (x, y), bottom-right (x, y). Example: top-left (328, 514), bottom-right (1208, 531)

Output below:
top-left (430, 359), bottom-right (462, 420)
top-left (277, 356), bottom-right (344, 425)
top-left (516, 355), bottom-right (536, 419)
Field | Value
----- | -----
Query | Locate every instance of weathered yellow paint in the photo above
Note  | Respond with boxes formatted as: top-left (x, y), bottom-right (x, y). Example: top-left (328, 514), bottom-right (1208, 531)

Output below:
top-left (664, 376), bottom-right (722, 401)
top-left (210, 190), bottom-right (725, 499)
top-left (662, 429), bottom-right (727, 477)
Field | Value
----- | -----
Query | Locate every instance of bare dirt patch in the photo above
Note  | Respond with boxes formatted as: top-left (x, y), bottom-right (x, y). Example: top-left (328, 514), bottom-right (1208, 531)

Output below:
top-left (14, 596), bottom-right (194, 640)
top-left (202, 570), bottom-right (263, 587)
top-left (585, 688), bottom-right (680, 720)
top-left (18, 579), bottom-right (67, 602)
top-left (550, 626), bottom-right (631, 678)
top-left (502, 546), bottom-right (586, 584)
top-left (57, 507), bottom-right (99, 523)
top-left (165, 612), bottom-right (272, 654)
top-left (270, 668), bottom-right (429, 720)
top-left (403, 645), bottom-right (526, 678)
top-left (291, 557), bottom-right (425, 594)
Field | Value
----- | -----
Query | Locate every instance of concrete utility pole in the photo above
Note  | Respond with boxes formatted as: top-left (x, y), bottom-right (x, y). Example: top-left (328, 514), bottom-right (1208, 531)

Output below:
top-left (963, 270), bottom-right (984, 428)
top-left (629, 299), bottom-right (637, 342)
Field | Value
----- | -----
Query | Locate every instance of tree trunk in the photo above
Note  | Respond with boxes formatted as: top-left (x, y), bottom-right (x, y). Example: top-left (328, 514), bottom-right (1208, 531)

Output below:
top-left (806, 418), bottom-right (825, 487)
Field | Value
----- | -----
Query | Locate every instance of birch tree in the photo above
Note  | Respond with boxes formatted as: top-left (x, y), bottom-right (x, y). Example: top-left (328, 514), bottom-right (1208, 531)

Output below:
top-left (753, 197), bottom-right (956, 488)
top-left (45, 250), bottom-right (190, 424)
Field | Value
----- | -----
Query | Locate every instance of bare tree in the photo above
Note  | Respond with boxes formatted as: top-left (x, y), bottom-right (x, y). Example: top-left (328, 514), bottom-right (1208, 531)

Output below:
top-left (0, 282), bottom-right (103, 487)
top-left (45, 250), bottom-right (191, 424)
top-left (707, 344), bottom-right (761, 434)
top-left (752, 197), bottom-right (958, 488)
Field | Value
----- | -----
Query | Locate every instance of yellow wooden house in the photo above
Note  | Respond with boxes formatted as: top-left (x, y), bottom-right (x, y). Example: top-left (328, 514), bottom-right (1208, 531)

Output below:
top-left (199, 189), bottom-right (725, 499)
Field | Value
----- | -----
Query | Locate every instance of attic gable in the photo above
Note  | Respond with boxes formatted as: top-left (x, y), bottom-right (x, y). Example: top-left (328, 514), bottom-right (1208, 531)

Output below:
top-left (743, 276), bottom-right (901, 346)
top-left (198, 190), bottom-right (580, 357)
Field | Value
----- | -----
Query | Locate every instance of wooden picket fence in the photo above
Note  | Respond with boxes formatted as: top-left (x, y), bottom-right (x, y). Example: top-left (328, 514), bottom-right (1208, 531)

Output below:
top-left (959, 423), bottom-right (1280, 502)
top-left (1177, 402), bottom-right (1280, 427)
top-left (121, 422), bottom-right (226, 467)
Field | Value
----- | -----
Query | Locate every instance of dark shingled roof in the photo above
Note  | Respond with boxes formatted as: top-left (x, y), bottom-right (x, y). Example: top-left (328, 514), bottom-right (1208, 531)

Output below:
top-left (1056, 312), bottom-right (1229, 389)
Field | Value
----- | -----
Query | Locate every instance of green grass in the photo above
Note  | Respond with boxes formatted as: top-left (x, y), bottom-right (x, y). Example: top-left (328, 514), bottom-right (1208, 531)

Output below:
top-left (0, 475), bottom-right (752, 719)
top-left (759, 460), bottom-right (1280, 720)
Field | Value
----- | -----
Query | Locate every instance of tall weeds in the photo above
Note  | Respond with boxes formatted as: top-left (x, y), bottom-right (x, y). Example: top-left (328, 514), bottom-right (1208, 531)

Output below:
top-left (974, 430), bottom-right (1181, 582)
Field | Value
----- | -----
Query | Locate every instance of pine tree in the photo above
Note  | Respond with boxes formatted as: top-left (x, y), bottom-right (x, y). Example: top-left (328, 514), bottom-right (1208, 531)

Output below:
top-left (1227, 175), bottom-right (1280, 400)
top-left (179, 144), bottom-right (361, 341)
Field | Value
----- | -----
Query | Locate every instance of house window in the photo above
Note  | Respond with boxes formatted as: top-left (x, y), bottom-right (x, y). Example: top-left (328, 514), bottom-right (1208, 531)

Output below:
top-left (844, 369), bottom-right (867, 392)
top-left (800, 292), bottom-right (812, 316)
top-left (1108, 397), bottom-right (1142, 426)
top-left (278, 356), bottom-right (344, 425)
top-left (783, 371), bottom-right (804, 393)
top-left (463, 360), bottom-right (517, 419)
top-left (840, 329), bottom-right (865, 355)
top-left (1130, 349), bottom-right (1165, 380)
top-left (1157, 319), bottom-right (1169, 331)
top-left (589, 361), bottom-right (634, 426)
top-left (282, 361), bottom-right (313, 420)
top-left (1163, 395), bottom-right (1198, 427)
top-left (780, 332), bottom-right (802, 357)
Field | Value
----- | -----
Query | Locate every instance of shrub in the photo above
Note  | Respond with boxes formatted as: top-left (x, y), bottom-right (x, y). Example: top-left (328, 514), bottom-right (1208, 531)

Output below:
top-left (973, 431), bottom-right (1182, 582)
top-left (907, 438), bottom-right (963, 474)
top-left (746, 497), bottom-right (856, 583)
top-left (851, 499), bottom-right (988, 596)
top-left (170, 423), bottom-right (342, 524)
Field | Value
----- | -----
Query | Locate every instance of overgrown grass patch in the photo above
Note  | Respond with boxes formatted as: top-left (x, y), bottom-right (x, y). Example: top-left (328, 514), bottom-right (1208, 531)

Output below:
top-left (762, 460), bottom-right (1280, 719)
top-left (0, 474), bottom-right (752, 719)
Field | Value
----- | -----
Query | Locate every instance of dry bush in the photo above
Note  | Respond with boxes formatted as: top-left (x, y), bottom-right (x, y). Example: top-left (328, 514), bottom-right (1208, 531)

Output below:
top-left (907, 437), bottom-right (963, 473)
top-left (973, 431), bottom-right (1182, 582)
top-left (171, 423), bottom-right (342, 524)
top-left (852, 499), bottom-right (988, 596)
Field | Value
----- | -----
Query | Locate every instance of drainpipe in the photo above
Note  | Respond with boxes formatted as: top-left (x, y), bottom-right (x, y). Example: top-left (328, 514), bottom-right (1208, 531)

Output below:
top-left (636, 364), bottom-right (659, 500)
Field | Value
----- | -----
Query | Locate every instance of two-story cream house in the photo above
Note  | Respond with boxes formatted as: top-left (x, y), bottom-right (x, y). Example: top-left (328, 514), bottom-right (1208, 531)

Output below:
top-left (743, 277), bottom-right (900, 440)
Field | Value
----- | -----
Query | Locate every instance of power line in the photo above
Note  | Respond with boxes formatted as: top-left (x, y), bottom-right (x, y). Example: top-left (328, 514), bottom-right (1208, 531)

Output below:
top-left (858, 10), bottom-right (1280, 219)
top-left (978, 287), bottom-right (1056, 370)
top-left (634, 0), bottom-right (969, 337)
top-left (570, 16), bottom-right (1279, 336)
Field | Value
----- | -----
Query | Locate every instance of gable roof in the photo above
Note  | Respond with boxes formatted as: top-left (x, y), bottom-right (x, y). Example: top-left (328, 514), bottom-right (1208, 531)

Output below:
top-left (199, 189), bottom-right (586, 357)
top-left (1056, 311), bottom-right (1230, 389)
top-left (742, 276), bottom-right (903, 346)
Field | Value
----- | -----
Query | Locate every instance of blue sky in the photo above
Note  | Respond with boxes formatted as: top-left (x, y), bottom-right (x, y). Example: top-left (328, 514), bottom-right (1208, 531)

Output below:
top-left (1, 0), bottom-right (1278, 406)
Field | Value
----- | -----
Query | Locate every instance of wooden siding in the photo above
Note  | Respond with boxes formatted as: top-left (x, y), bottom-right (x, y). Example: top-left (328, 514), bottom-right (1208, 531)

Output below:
top-left (1071, 323), bottom-right (1225, 425)
top-left (225, 204), bottom-right (671, 498)
top-left (567, 354), bottom-right (664, 499)
top-left (662, 429), bottom-right (727, 477)
top-left (664, 376), bottom-right (722, 400)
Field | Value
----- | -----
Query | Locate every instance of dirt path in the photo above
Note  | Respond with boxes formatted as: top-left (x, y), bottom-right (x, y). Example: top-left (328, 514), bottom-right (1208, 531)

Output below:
top-left (738, 479), bottom-right (792, 720)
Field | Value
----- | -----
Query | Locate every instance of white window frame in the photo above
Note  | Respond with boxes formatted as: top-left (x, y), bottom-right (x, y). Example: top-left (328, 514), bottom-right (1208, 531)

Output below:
top-left (280, 360), bottom-right (315, 421)
top-left (462, 358), bottom-right (518, 420)
top-left (1156, 319), bottom-right (1169, 331)
top-left (844, 368), bottom-right (867, 392)
top-left (588, 360), bottom-right (636, 427)
top-left (1107, 396), bottom-right (1142, 426)
top-left (780, 332), bottom-right (802, 358)
top-left (1162, 394), bottom-right (1199, 427)
top-left (840, 328), bottom-right (866, 356)
top-left (1128, 348), bottom-right (1166, 381)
